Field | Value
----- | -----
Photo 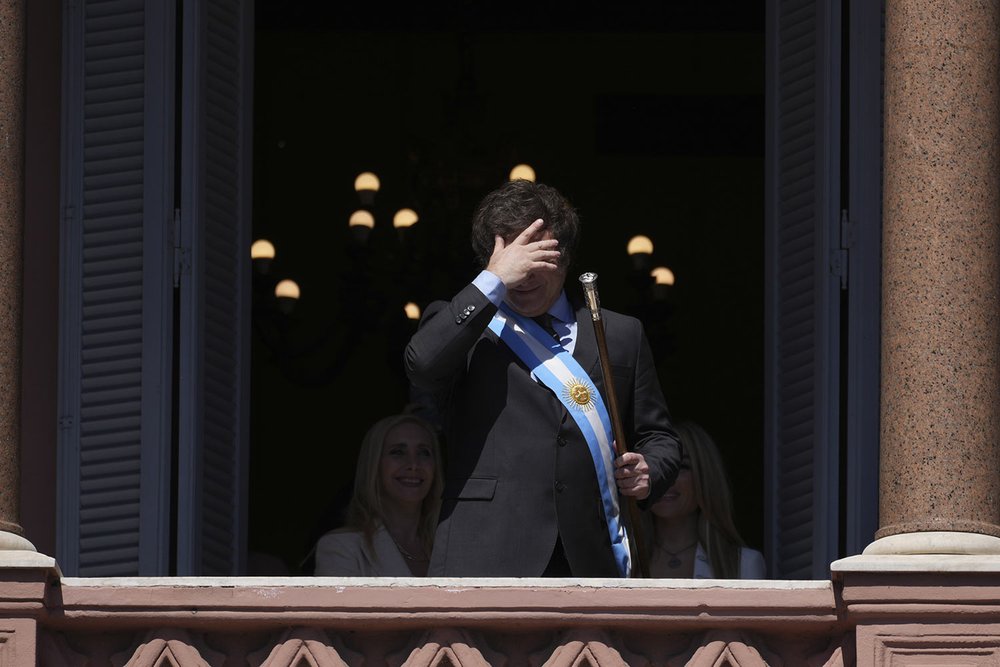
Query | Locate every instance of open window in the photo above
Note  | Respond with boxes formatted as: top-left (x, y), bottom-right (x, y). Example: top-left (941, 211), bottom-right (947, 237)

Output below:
top-left (50, 0), bottom-right (880, 577)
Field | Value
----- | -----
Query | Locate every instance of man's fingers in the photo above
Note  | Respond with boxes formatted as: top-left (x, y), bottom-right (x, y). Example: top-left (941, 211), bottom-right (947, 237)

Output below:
top-left (529, 252), bottom-right (562, 267)
top-left (617, 476), bottom-right (650, 492)
top-left (617, 453), bottom-right (648, 469)
top-left (614, 451), bottom-right (651, 499)
top-left (615, 452), bottom-right (641, 467)
top-left (530, 244), bottom-right (561, 257)
top-left (493, 235), bottom-right (506, 252)
top-left (614, 452), bottom-right (649, 488)
top-left (513, 219), bottom-right (546, 244)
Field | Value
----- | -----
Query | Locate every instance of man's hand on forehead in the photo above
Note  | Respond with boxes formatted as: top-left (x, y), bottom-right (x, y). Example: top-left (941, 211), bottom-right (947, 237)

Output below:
top-left (505, 218), bottom-right (548, 244)
top-left (487, 218), bottom-right (562, 288)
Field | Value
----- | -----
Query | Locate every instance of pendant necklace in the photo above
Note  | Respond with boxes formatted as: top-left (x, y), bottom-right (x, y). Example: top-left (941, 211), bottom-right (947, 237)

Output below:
top-left (388, 531), bottom-right (428, 562)
top-left (658, 540), bottom-right (698, 568)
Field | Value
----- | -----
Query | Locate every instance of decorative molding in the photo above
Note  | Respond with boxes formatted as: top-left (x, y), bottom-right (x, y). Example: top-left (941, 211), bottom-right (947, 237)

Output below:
top-left (249, 627), bottom-right (361, 667)
top-left (395, 629), bottom-right (506, 667)
top-left (38, 632), bottom-right (89, 667)
top-left (539, 641), bottom-right (629, 667)
top-left (0, 630), bottom-right (13, 667)
top-left (19, 625), bottom-right (860, 667)
top-left (111, 629), bottom-right (226, 667)
top-left (810, 644), bottom-right (846, 667)
top-left (716, 632), bottom-right (849, 667)
top-left (666, 632), bottom-right (780, 667)
top-left (0, 621), bottom-right (39, 667)
top-left (871, 632), bottom-right (1000, 665)
top-left (19, 575), bottom-right (1000, 667)
top-left (533, 630), bottom-right (647, 667)
top-left (681, 640), bottom-right (768, 667)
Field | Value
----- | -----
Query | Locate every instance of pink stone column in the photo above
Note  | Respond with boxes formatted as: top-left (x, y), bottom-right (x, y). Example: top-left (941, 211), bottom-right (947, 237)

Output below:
top-left (875, 0), bottom-right (1000, 552)
top-left (0, 0), bottom-right (28, 551)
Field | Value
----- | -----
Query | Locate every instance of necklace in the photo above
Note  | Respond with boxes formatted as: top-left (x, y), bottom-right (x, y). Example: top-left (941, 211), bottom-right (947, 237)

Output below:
top-left (657, 540), bottom-right (698, 568)
top-left (387, 530), bottom-right (428, 562)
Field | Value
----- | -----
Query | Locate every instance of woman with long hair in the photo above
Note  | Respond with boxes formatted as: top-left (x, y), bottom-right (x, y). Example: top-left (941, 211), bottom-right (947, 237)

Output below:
top-left (315, 413), bottom-right (443, 576)
top-left (647, 421), bottom-right (765, 579)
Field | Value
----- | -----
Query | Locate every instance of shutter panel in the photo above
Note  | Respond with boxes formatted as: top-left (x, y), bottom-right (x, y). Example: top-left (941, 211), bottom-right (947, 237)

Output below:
top-left (843, 0), bottom-right (883, 556)
top-left (764, 0), bottom-right (842, 579)
top-left (176, 0), bottom-right (253, 575)
top-left (58, 0), bottom-right (176, 575)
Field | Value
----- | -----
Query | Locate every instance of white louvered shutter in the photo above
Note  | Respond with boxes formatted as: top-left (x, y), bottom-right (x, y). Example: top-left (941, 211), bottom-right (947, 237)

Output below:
top-left (764, 0), bottom-right (842, 579)
top-left (58, 0), bottom-right (177, 576)
top-left (175, 0), bottom-right (253, 575)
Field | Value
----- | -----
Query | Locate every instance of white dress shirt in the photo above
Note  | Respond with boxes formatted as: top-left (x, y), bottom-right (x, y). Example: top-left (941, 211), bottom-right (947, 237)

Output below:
top-left (472, 269), bottom-right (578, 354)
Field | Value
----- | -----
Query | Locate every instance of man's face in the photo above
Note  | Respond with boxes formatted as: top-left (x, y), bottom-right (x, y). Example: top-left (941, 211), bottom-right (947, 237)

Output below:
top-left (503, 231), bottom-right (567, 317)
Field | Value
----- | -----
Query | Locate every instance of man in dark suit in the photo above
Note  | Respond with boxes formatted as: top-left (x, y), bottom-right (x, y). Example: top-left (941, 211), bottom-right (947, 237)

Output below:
top-left (405, 180), bottom-right (681, 577)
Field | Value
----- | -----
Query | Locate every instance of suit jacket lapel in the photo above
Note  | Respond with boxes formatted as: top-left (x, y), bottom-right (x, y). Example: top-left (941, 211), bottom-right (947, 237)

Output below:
top-left (572, 301), bottom-right (601, 378)
top-left (370, 525), bottom-right (412, 576)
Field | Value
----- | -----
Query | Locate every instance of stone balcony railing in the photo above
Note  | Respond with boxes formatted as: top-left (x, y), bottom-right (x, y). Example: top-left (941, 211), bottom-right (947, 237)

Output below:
top-left (4, 552), bottom-right (1000, 665)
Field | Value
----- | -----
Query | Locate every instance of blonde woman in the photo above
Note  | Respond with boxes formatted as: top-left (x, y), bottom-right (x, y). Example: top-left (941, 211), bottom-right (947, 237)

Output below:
top-left (315, 414), bottom-right (443, 576)
top-left (648, 421), bottom-right (765, 579)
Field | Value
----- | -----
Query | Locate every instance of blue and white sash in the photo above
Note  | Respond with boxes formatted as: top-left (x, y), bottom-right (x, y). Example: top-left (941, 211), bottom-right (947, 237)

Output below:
top-left (488, 303), bottom-right (631, 577)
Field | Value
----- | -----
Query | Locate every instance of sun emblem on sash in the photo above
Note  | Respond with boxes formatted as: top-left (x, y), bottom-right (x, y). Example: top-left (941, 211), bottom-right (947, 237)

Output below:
top-left (563, 378), bottom-right (596, 411)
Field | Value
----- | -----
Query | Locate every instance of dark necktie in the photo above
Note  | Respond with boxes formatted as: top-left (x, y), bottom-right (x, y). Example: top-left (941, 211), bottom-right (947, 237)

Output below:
top-left (534, 313), bottom-right (561, 344)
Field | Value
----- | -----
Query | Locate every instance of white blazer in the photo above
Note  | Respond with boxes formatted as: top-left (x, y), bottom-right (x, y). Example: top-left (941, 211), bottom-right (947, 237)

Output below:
top-left (692, 543), bottom-right (767, 579)
top-left (314, 525), bottom-right (412, 576)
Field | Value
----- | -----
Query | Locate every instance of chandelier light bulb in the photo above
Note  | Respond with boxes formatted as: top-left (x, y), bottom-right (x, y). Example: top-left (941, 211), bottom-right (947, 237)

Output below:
top-left (393, 208), bottom-right (419, 229)
top-left (354, 171), bottom-right (380, 193)
top-left (627, 235), bottom-right (654, 256)
top-left (349, 210), bottom-right (375, 229)
top-left (509, 164), bottom-right (536, 182)
top-left (250, 239), bottom-right (275, 260)
top-left (274, 279), bottom-right (301, 300)
top-left (651, 266), bottom-right (675, 286)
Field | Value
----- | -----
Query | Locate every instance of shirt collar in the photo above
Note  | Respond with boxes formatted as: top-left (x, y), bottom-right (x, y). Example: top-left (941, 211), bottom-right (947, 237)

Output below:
top-left (548, 291), bottom-right (574, 325)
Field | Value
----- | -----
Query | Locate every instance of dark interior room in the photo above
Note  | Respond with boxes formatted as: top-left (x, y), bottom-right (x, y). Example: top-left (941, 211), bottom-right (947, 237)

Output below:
top-left (248, 0), bottom-right (765, 573)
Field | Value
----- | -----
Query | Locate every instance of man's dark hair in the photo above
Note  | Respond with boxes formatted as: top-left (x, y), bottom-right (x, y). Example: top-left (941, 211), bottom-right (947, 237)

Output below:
top-left (470, 180), bottom-right (580, 269)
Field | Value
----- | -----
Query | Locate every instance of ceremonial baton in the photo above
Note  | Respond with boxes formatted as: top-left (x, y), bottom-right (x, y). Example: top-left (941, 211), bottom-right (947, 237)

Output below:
top-left (579, 272), bottom-right (649, 578)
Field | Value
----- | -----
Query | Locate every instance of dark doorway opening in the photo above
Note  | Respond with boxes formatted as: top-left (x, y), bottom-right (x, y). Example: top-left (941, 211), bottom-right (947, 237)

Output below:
top-left (248, 0), bottom-right (765, 573)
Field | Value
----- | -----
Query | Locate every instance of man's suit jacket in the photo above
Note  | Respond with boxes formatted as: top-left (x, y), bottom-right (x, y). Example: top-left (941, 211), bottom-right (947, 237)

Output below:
top-left (405, 282), bottom-right (681, 577)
